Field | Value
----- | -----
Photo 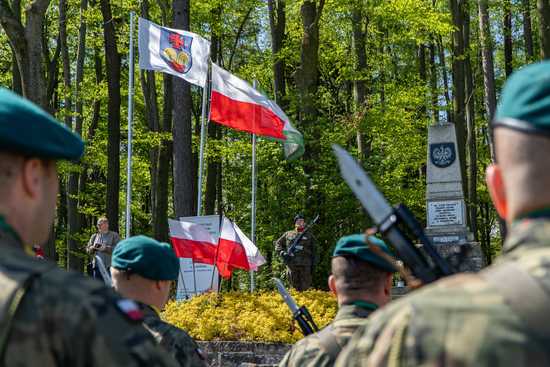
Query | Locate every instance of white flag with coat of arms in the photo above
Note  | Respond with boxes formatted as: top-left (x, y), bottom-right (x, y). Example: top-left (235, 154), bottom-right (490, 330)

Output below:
top-left (138, 17), bottom-right (210, 87)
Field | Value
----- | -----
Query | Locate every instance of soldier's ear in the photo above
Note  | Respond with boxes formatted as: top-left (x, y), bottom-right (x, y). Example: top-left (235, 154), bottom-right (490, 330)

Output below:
top-left (486, 164), bottom-right (508, 220)
top-left (328, 275), bottom-right (337, 295)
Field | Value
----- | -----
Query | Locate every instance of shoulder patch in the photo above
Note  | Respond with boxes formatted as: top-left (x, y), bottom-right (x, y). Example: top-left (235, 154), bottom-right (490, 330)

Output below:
top-left (116, 299), bottom-right (144, 322)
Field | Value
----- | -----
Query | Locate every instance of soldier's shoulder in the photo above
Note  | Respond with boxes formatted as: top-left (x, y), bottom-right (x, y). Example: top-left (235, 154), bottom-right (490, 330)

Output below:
top-left (280, 333), bottom-right (329, 367)
top-left (336, 271), bottom-right (522, 367)
top-left (145, 317), bottom-right (207, 366)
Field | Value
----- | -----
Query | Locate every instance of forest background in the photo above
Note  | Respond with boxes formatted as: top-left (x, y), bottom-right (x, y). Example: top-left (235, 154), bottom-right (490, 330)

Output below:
top-left (0, 0), bottom-right (543, 290)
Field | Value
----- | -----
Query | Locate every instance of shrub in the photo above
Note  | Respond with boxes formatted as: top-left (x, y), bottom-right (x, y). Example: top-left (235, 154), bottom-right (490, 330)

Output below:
top-left (161, 290), bottom-right (337, 343)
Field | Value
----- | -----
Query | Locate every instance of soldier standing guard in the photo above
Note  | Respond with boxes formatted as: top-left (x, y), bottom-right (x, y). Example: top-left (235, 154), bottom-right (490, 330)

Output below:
top-left (111, 235), bottom-right (207, 367)
top-left (275, 214), bottom-right (317, 291)
top-left (0, 88), bottom-right (177, 367)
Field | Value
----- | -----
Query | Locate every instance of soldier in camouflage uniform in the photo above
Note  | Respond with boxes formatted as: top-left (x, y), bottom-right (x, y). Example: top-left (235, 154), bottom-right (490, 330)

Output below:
top-left (0, 89), bottom-right (177, 366)
top-left (111, 235), bottom-right (207, 367)
top-left (336, 61), bottom-right (550, 366)
top-left (279, 234), bottom-right (396, 367)
top-left (275, 214), bottom-right (317, 290)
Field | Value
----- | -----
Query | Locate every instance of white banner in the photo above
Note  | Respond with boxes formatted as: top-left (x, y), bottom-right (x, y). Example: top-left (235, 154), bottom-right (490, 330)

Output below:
top-left (138, 17), bottom-right (210, 87)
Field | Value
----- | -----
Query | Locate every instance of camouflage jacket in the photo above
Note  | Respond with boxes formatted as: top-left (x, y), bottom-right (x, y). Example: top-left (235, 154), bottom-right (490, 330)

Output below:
top-left (0, 226), bottom-right (178, 367)
top-left (335, 218), bottom-right (550, 366)
top-left (140, 302), bottom-right (207, 367)
top-left (275, 229), bottom-right (316, 267)
top-left (279, 303), bottom-right (374, 367)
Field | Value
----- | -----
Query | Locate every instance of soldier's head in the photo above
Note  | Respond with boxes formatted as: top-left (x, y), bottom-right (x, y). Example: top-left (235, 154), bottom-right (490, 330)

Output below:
top-left (0, 89), bottom-right (83, 247)
top-left (294, 214), bottom-right (305, 230)
top-left (328, 234), bottom-right (396, 307)
top-left (487, 61), bottom-right (550, 224)
top-left (111, 235), bottom-right (180, 310)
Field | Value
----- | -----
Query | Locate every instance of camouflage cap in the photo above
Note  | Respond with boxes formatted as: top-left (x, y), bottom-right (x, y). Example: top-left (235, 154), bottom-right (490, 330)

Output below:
top-left (112, 235), bottom-right (180, 281)
top-left (494, 61), bottom-right (550, 135)
top-left (333, 234), bottom-right (396, 273)
top-left (0, 88), bottom-right (84, 160)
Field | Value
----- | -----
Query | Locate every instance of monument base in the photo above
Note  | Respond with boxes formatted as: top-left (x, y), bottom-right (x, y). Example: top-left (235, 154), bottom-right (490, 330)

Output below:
top-left (432, 241), bottom-right (485, 272)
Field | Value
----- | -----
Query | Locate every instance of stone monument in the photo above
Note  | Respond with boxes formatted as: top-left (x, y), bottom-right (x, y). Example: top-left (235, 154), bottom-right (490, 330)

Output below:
top-left (425, 123), bottom-right (485, 271)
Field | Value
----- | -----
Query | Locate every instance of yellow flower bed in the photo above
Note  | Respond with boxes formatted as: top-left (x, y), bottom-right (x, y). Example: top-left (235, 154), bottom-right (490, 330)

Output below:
top-left (161, 290), bottom-right (337, 343)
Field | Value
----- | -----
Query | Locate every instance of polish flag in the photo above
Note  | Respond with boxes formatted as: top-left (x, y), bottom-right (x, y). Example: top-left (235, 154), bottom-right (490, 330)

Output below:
top-left (216, 217), bottom-right (266, 278)
top-left (168, 219), bottom-right (217, 264)
top-left (209, 63), bottom-right (304, 160)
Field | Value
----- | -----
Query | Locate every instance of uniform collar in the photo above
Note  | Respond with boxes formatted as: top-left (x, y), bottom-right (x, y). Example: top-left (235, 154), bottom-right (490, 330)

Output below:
top-left (504, 216), bottom-right (550, 254)
top-left (513, 207), bottom-right (550, 225)
top-left (0, 215), bottom-right (29, 254)
top-left (336, 301), bottom-right (377, 321)
top-left (138, 301), bottom-right (162, 318)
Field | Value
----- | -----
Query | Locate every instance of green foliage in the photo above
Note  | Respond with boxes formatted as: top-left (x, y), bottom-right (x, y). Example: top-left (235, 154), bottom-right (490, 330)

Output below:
top-left (0, 0), bottom-right (508, 281)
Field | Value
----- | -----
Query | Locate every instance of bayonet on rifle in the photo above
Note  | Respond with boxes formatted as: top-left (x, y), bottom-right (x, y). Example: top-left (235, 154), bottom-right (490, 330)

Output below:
top-left (274, 278), bottom-right (319, 336)
top-left (332, 144), bottom-right (454, 284)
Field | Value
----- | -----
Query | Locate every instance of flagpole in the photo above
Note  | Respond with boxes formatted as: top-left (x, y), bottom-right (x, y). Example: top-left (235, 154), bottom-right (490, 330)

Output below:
top-left (250, 80), bottom-right (259, 293)
top-left (125, 11), bottom-right (135, 237)
top-left (196, 63), bottom-right (210, 216)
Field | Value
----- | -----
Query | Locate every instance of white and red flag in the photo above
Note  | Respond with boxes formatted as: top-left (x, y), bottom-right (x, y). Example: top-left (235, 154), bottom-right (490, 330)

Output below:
top-left (216, 217), bottom-right (266, 278)
top-left (138, 17), bottom-right (210, 87)
top-left (209, 63), bottom-right (304, 160)
top-left (168, 219), bottom-right (217, 264)
top-left (168, 217), bottom-right (266, 278)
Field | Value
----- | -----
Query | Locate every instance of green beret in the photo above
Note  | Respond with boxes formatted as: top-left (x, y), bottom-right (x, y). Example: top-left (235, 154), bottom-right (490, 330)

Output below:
top-left (333, 234), bottom-right (396, 273)
top-left (112, 235), bottom-right (180, 281)
top-left (0, 88), bottom-right (84, 160)
top-left (494, 61), bottom-right (550, 135)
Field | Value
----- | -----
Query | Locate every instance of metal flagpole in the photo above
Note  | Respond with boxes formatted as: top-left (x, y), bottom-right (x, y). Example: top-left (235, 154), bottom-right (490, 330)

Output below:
top-left (196, 63), bottom-right (210, 216)
top-left (125, 11), bottom-right (135, 238)
top-left (250, 80), bottom-right (259, 292)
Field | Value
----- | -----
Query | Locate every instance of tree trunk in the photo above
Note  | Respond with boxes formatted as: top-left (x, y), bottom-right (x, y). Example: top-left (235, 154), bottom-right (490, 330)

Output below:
top-left (153, 75), bottom-right (172, 241)
top-left (0, 0), bottom-right (50, 107)
top-left (79, 46), bottom-right (102, 232)
top-left (449, 0), bottom-right (468, 200)
top-left (464, 0), bottom-right (477, 238)
top-left (523, 0), bottom-right (535, 61)
top-left (478, 0), bottom-right (497, 158)
top-left (351, 2), bottom-right (368, 161)
top-left (100, 0), bottom-right (121, 233)
top-left (140, 0), bottom-right (161, 224)
top-left (479, 0), bottom-right (506, 241)
top-left (503, 0), bottom-right (513, 77)
top-left (538, 0), bottom-right (550, 58)
top-left (205, 14), bottom-right (220, 215)
top-left (268, 0), bottom-right (286, 105)
top-left (297, 0), bottom-right (325, 222)
top-left (429, 42), bottom-right (438, 125)
top-left (172, 0), bottom-right (194, 218)
top-left (437, 36), bottom-right (452, 123)
top-left (60, 0), bottom-right (81, 271)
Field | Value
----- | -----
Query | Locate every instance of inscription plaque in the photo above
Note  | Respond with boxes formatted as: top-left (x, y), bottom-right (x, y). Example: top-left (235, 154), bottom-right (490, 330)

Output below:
top-left (428, 200), bottom-right (463, 226)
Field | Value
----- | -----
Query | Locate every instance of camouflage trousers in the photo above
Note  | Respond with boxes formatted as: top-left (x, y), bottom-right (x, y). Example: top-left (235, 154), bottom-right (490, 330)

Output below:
top-left (288, 265), bottom-right (312, 291)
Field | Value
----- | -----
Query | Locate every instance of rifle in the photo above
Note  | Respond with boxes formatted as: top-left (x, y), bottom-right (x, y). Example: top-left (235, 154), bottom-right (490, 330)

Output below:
top-left (332, 145), bottom-right (454, 284)
top-left (94, 255), bottom-right (112, 287)
top-left (273, 277), bottom-right (319, 336)
top-left (281, 214), bottom-right (320, 262)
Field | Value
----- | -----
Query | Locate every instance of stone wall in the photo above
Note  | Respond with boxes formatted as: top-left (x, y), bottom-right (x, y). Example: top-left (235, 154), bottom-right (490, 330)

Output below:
top-left (197, 341), bottom-right (291, 367)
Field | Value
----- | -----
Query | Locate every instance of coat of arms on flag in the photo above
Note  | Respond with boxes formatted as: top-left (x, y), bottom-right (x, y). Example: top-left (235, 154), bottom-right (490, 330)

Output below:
top-left (160, 29), bottom-right (193, 74)
top-left (138, 17), bottom-right (210, 87)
